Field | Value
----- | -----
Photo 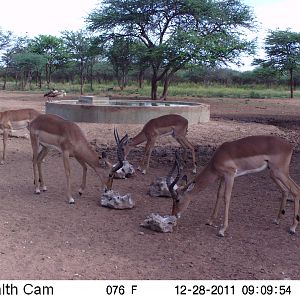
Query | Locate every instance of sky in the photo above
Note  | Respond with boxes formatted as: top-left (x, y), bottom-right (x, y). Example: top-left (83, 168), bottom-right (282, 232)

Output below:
top-left (0, 0), bottom-right (299, 70)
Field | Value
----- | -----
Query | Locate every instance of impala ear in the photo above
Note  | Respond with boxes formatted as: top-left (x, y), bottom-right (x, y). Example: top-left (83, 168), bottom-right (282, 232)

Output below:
top-left (181, 175), bottom-right (188, 185)
top-left (183, 181), bottom-right (195, 192)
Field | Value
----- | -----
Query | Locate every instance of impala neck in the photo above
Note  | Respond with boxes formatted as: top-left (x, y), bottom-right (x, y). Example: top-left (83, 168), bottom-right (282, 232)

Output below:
top-left (192, 165), bottom-right (219, 193)
top-left (129, 131), bottom-right (147, 147)
top-left (77, 144), bottom-right (101, 169)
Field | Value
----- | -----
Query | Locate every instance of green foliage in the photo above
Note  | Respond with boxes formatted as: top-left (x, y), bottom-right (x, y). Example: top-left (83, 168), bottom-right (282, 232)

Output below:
top-left (87, 0), bottom-right (257, 99)
top-left (107, 37), bottom-right (136, 89)
top-left (254, 29), bottom-right (300, 98)
top-left (0, 28), bottom-right (13, 51)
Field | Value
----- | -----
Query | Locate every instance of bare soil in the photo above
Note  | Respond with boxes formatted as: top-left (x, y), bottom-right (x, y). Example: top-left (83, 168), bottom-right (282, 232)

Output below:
top-left (1, 91), bottom-right (300, 280)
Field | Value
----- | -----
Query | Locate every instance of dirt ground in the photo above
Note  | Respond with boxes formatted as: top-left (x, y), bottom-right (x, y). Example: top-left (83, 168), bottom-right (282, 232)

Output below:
top-left (1, 91), bottom-right (300, 280)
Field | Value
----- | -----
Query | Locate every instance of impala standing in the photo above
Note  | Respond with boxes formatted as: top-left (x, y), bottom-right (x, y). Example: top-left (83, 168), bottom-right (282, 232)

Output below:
top-left (0, 108), bottom-right (40, 164)
top-left (167, 135), bottom-right (300, 237)
top-left (123, 114), bottom-right (196, 174)
top-left (28, 114), bottom-right (127, 204)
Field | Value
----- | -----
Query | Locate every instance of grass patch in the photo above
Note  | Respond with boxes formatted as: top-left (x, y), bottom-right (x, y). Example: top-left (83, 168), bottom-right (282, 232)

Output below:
top-left (1, 81), bottom-right (300, 99)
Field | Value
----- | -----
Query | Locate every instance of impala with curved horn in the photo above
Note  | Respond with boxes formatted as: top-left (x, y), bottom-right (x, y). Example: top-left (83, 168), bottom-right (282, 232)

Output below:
top-left (167, 135), bottom-right (300, 237)
top-left (28, 114), bottom-right (127, 204)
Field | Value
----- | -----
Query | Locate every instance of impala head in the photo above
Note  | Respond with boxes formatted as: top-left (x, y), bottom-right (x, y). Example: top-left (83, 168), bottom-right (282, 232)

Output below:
top-left (166, 151), bottom-right (195, 218)
top-left (106, 128), bottom-right (128, 190)
top-left (90, 139), bottom-right (113, 168)
top-left (122, 137), bottom-right (133, 159)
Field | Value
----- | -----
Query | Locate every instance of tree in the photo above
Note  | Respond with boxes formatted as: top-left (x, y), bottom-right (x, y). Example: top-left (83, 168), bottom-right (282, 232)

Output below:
top-left (107, 37), bottom-right (135, 90)
top-left (0, 29), bottom-right (14, 89)
top-left (29, 35), bottom-right (67, 87)
top-left (87, 0), bottom-right (256, 99)
top-left (62, 30), bottom-right (98, 94)
top-left (11, 52), bottom-right (47, 90)
top-left (1, 35), bottom-right (31, 90)
top-left (254, 30), bottom-right (300, 98)
top-left (0, 28), bottom-right (13, 50)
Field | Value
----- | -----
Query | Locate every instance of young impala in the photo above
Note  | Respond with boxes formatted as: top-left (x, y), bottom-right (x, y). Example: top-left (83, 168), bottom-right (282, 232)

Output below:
top-left (28, 114), bottom-right (127, 204)
top-left (123, 114), bottom-right (196, 174)
top-left (167, 135), bottom-right (300, 237)
top-left (0, 108), bottom-right (40, 164)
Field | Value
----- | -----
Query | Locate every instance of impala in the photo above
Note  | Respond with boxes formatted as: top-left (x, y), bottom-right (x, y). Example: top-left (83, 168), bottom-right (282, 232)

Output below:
top-left (28, 114), bottom-right (127, 204)
top-left (123, 114), bottom-right (196, 174)
top-left (0, 108), bottom-right (40, 164)
top-left (167, 135), bottom-right (300, 237)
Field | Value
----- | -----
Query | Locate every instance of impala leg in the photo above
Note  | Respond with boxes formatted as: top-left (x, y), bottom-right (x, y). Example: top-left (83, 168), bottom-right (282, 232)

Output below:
top-left (31, 136), bottom-right (41, 194)
top-left (271, 169), bottom-right (300, 234)
top-left (62, 150), bottom-right (74, 204)
top-left (285, 176), bottom-right (300, 234)
top-left (175, 139), bottom-right (187, 169)
top-left (1, 129), bottom-right (9, 164)
top-left (176, 136), bottom-right (197, 174)
top-left (206, 177), bottom-right (225, 227)
top-left (218, 174), bottom-right (235, 237)
top-left (139, 139), bottom-right (156, 174)
top-left (270, 170), bottom-right (289, 225)
top-left (37, 146), bottom-right (49, 192)
top-left (76, 158), bottom-right (87, 196)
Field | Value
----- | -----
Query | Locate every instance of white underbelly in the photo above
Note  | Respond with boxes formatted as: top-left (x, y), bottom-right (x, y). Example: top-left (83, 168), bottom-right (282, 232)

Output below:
top-left (40, 141), bottom-right (62, 153)
top-left (235, 162), bottom-right (268, 177)
top-left (11, 120), bottom-right (29, 130)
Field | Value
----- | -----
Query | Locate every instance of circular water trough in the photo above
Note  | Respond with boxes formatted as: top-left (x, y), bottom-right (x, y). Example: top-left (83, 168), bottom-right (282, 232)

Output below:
top-left (45, 97), bottom-right (210, 125)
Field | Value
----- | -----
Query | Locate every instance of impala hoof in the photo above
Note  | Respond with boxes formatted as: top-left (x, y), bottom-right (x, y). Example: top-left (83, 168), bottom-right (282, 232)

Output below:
top-left (273, 219), bottom-right (280, 225)
top-left (217, 229), bottom-right (225, 237)
top-left (69, 198), bottom-right (75, 204)
top-left (35, 189), bottom-right (41, 195)
top-left (42, 186), bottom-right (47, 192)
top-left (289, 228), bottom-right (296, 235)
top-left (206, 221), bottom-right (217, 228)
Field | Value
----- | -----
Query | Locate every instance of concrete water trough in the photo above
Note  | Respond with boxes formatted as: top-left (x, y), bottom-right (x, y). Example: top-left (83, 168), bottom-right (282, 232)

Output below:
top-left (45, 96), bottom-right (210, 124)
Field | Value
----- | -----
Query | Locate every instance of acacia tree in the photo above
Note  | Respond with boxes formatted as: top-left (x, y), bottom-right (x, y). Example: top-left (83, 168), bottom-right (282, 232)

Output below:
top-left (0, 28), bottom-right (12, 50)
top-left (1, 35), bottom-right (31, 89)
top-left (0, 29), bottom-right (14, 89)
top-left (87, 0), bottom-right (256, 99)
top-left (254, 30), bottom-right (300, 98)
top-left (107, 37), bottom-right (135, 90)
top-left (62, 30), bottom-right (99, 94)
top-left (29, 35), bottom-right (67, 87)
top-left (11, 52), bottom-right (46, 90)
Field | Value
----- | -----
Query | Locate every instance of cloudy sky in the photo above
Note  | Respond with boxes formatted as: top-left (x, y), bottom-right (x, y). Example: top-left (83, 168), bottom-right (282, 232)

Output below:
top-left (0, 0), bottom-right (298, 69)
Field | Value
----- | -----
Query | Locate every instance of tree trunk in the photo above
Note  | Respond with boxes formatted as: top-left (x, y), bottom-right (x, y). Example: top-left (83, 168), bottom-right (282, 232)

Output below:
top-left (46, 64), bottom-right (50, 88)
top-left (160, 74), bottom-right (172, 100)
top-left (2, 68), bottom-right (7, 90)
top-left (90, 63), bottom-right (94, 92)
top-left (290, 68), bottom-right (294, 99)
top-left (80, 59), bottom-right (84, 95)
top-left (151, 77), bottom-right (158, 100)
top-left (138, 69), bottom-right (144, 89)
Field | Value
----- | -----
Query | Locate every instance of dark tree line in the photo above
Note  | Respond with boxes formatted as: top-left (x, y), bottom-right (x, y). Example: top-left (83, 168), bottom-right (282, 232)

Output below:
top-left (1, 1), bottom-right (300, 98)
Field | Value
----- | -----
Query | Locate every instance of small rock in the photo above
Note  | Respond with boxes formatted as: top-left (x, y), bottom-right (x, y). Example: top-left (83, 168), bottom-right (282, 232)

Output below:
top-left (100, 190), bottom-right (134, 209)
top-left (140, 213), bottom-right (177, 233)
top-left (148, 176), bottom-right (178, 197)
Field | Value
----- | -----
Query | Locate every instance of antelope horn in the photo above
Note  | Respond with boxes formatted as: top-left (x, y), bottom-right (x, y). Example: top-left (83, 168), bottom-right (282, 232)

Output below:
top-left (166, 151), bottom-right (181, 201)
top-left (114, 127), bottom-right (120, 144)
top-left (106, 128), bottom-right (127, 189)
